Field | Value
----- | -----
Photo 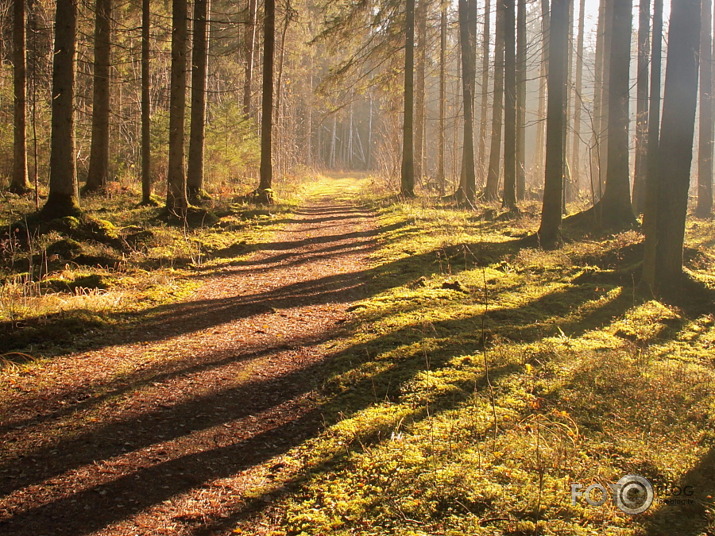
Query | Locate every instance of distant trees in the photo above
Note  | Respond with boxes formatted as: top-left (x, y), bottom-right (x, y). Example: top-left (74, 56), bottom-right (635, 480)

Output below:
top-left (41, 0), bottom-right (80, 219)
top-left (3, 0), bottom-right (714, 250)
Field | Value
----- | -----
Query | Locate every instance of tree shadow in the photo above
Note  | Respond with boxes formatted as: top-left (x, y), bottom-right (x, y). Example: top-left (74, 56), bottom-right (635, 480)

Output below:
top-left (5, 201), bottom-right (707, 534)
top-left (0, 304), bottom-right (530, 535)
top-left (642, 446), bottom-right (715, 536)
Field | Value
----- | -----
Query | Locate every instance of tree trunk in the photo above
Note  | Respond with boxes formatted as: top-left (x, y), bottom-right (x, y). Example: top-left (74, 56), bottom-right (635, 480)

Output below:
top-left (591, 0), bottom-right (612, 197)
top-left (273, 3), bottom-right (291, 177)
top-left (531, 0), bottom-right (549, 183)
top-left (576, 0), bottom-right (635, 228)
top-left (257, 0), bottom-right (275, 202)
top-left (187, 0), bottom-right (210, 202)
top-left (476, 0), bottom-right (491, 181)
top-left (642, 0), bottom-right (663, 289)
top-left (438, 0), bottom-right (447, 194)
top-left (84, 0), bottom-right (111, 194)
top-left (41, 0), bottom-right (80, 219)
top-left (563, 0), bottom-right (574, 207)
top-left (329, 114), bottom-right (337, 168)
top-left (697, 0), bottom-right (714, 217)
top-left (11, 0), bottom-right (31, 194)
top-left (414, 0), bottom-right (428, 183)
top-left (166, 0), bottom-right (189, 215)
top-left (598, 0), bottom-right (614, 193)
top-left (642, 0), bottom-right (701, 293)
top-left (600, 0), bottom-right (635, 226)
top-left (243, 0), bottom-right (258, 119)
top-left (502, 0), bottom-right (517, 209)
top-left (484, 0), bottom-right (505, 201)
top-left (459, 0), bottom-right (477, 202)
top-left (538, 0), bottom-right (569, 245)
top-left (401, 0), bottom-right (416, 197)
top-left (515, 0), bottom-right (526, 199)
top-left (140, 0), bottom-right (152, 204)
top-left (632, 0), bottom-right (651, 214)
top-left (570, 0), bottom-right (585, 192)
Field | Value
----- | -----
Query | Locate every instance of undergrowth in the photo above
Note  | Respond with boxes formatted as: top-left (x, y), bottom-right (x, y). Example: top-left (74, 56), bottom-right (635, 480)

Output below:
top-left (235, 183), bottom-right (715, 535)
top-left (0, 181), bottom-right (304, 358)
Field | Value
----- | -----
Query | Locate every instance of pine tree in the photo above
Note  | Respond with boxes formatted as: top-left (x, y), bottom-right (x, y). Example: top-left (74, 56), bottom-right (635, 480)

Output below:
top-left (40, 0), bottom-right (80, 219)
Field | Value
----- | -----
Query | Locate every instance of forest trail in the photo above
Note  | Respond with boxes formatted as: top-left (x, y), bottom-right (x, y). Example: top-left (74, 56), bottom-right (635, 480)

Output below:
top-left (0, 177), bottom-right (378, 535)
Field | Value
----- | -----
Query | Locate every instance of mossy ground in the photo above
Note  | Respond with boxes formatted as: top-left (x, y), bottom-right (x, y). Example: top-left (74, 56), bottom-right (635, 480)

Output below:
top-left (1, 176), bottom-right (714, 535)
top-left (229, 179), bottom-right (715, 535)
top-left (0, 182), bottom-right (304, 358)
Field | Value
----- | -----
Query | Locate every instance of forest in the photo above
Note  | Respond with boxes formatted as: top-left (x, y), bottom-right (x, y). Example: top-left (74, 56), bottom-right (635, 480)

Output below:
top-left (0, 0), bottom-right (714, 534)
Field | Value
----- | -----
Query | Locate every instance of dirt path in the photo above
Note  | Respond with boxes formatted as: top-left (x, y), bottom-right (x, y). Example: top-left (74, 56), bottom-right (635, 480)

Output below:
top-left (0, 186), bottom-right (378, 535)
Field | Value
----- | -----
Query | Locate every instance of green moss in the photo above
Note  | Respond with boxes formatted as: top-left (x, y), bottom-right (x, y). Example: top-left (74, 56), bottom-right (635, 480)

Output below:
top-left (46, 238), bottom-right (83, 259)
top-left (228, 178), bottom-right (715, 536)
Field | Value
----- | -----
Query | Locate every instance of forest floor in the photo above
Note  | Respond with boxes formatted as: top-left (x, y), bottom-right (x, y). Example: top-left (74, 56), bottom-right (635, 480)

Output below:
top-left (1, 175), bottom-right (715, 536)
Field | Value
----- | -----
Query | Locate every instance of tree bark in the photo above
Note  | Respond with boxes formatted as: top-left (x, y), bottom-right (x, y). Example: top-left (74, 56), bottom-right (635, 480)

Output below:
top-left (187, 0), bottom-right (210, 202)
top-left (273, 2), bottom-right (291, 177)
top-left (599, 0), bottom-right (635, 227)
top-left (574, 0), bottom-right (635, 228)
top-left (140, 0), bottom-right (152, 204)
top-left (563, 0), bottom-right (574, 207)
top-left (570, 0), bottom-right (586, 192)
top-left (41, 0), bottom-right (80, 219)
top-left (484, 0), bottom-right (505, 201)
top-left (257, 0), bottom-right (275, 202)
top-left (166, 0), bottom-right (189, 215)
top-left (642, 0), bottom-right (701, 293)
top-left (459, 0), bottom-right (477, 202)
top-left (243, 0), bottom-right (258, 119)
top-left (84, 0), bottom-right (111, 194)
top-left (438, 0), bottom-right (447, 194)
top-left (401, 0), bottom-right (416, 197)
top-left (476, 0), bottom-right (491, 183)
top-left (537, 0), bottom-right (569, 245)
top-left (632, 0), bottom-right (651, 214)
top-left (642, 0), bottom-right (663, 289)
top-left (515, 0), bottom-right (526, 199)
top-left (414, 0), bottom-right (428, 183)
top-left (11, 0), bottom-right (31, 194)
top-left (591, 0), bottom-right (612, 197)
top-left (502, 0), bottom-right (517, 209)
top-left (531, 0), bottom-right (549, 183)
top-left (598, 0), bottom-right (614, 193)
top-left (697, 0), bottom-right (714, 217)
